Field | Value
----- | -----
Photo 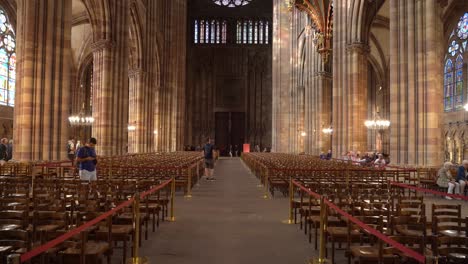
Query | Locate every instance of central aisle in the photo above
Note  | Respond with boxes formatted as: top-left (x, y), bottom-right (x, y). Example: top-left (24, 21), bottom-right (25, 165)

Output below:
top-left (140, 158), bottom-right (314, 264)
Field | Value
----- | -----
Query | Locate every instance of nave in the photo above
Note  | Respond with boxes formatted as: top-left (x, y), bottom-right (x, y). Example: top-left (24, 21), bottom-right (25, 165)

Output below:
top-left (139, 157), bottom-right (314, 264)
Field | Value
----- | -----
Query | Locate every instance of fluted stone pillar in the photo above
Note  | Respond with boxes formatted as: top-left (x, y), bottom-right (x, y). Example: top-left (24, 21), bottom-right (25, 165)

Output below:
top-left (128, 69), bottom-right (149, 153)
top-left (14, 0), bottom-right (72, 160)
top-left (156, 0), bottom-right (186, 152)
top-left (389, 0), bottom-right (443, 166)
top-left (91, 1), bottom-right (129, 156)
top-left (346, 43), bottom-right (369, 152)
top-left (272, 0), bottom-right (293, 153)
top-left (302, 31), bottom-right (332, 155)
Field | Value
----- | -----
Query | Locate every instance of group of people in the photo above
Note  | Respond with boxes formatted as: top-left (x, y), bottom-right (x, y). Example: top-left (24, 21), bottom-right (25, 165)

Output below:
top-left (343, 151), bottom-right (387, 167)
top-left (437, 160), bottom-right (467, 199)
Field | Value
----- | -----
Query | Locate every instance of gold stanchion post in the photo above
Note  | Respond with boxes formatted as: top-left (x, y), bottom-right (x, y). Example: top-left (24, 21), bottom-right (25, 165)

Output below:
top-left (263, 168), bottom-right (269, 199)
top-left (170, 175), bottom-right (176, 221)
top-left (311, 196), bottom-right (328, 264)
top-left (282, 176), bottom-right (294, 224)
top-left (289, 177), bottom-right (294, 223)
top-left (126, 192), bottom-right (148, 264)
top-left (185, 166), bottom-right (192, 198)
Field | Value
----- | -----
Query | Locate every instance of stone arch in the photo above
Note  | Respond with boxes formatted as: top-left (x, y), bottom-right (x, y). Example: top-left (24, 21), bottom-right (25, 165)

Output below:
top-left (81, 0), bottom-right (111, 42)
top-left (347, 0), bottom-right (386, 44)
top-left (129, 0), bottom-right (145, 70)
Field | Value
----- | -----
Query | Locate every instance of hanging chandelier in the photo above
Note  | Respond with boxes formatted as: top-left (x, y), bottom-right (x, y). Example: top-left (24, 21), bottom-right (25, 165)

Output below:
top-left (213, 0), bottom-right (252, 7)
top-left (68, 111), bottom-right (94, 126)
top-left (364, 113), bottom-right (390, 130)
top-left (322, 127), bottom-right (333, 134)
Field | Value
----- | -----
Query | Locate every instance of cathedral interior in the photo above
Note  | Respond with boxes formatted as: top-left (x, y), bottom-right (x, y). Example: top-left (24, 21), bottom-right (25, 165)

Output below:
top-left (1, 1), bottom-right (468, 264)
top-left (0, 0), bottom-right (465, 167)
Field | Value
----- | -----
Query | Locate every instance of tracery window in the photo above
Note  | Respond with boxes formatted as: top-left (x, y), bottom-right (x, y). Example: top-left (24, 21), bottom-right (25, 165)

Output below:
top-left (236, 19), bottom-right (269, 45)
top-left (0, 7), bottom-right (15, 107)
top-left (213, 0), bottom-right (252, 8)
top-left (193, 19), bottom-right (227, 44)
top-left (444, 13), bottom-right (468, 112)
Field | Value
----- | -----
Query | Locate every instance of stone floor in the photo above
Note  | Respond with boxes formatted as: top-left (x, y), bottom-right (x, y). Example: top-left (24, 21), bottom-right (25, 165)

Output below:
top-left (138, 157), bottom-right (317, 264)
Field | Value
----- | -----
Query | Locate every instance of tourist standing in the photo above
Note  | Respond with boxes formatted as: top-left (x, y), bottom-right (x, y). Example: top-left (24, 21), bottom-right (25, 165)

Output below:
top-left (0, 138), bottom-right (7, 165)
top-left (203, 138), bottom-right (215, 180)
top-left (325, 150), bottom-right (332, 160)
top-left (67, 139), bottom-right (76, 161)
top-left (6, 139), bottom-right (12, 161)
top-left (76, 138), bottom-right (98, 182)
top-left (456, 160), bottom-right (468, 196)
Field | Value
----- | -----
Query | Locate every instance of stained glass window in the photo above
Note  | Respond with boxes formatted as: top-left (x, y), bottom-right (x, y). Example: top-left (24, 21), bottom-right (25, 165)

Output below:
top-left (213, 0), bottom-right (253, 8)
top-left (259, 21), bottom-right (264, 44)
top-left (265, 21), bottom-right (269, 44)
top-left (444, 59), bottom-right (454, 111)
top-left (200, 20), bottom-right (205, 44)
top-left (194, 20), bottom-right (199, 44)
top-left (205, 21), bottom-right (210, 43)
top-left (457, 13), bottom-right (468, 40)
top-left (444, 13), bottom-right (468, 112)
top-left (237, 21), bottom-right (242, 44)
top-left (455, 55), bottom-right (464, 109)
top-left (235, 19), bottom-right (269, 45)
top-left (216, 21), bottom-right (220, 44)
top-left (221, 21), bottom-right (227, 44)
top-left (0, 7), bottom-right (15, 107)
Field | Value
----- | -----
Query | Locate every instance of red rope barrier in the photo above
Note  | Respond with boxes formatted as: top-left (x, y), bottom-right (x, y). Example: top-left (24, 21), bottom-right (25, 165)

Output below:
top-left (292, 181), bottom-right (426, 264)
top-left (292, 180), bottom-right (321, 199)
top-left (390, 181), bottom-right (468, 201)
top-left (20, 178), bottom-right (173, 262)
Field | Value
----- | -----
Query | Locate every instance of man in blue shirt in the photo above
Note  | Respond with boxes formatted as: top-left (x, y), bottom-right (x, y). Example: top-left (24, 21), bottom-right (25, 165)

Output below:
top-left (456, 160), bottom-right (467, 196)
top-left (203, 138), bottom-right (215, 180)
top-left (76, 137), bottom-right (98, 182)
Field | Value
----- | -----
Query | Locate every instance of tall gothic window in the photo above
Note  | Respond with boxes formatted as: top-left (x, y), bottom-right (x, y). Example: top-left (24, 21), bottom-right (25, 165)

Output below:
top-left (236, 19), bottom-right (270, 45)
top-left (194, 19), bottom-right (227, 44)
top-left (444, 13), bottom-right (468, 112)
top-left (0, 7), bottom-right (15, 107)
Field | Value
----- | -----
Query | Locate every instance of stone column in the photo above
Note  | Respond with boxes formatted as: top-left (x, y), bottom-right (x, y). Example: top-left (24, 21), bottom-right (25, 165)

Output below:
top-left (91, 1), bottom-right (129, 156)
top-left (14, 0), bottom-right (72, 160)
top-left (156, 0), bottom-right (187, 152)
top-left (272, 0), bottom-right (293, 152)
top-left (346, 43), bottom-right (369, 152)
top-left (303, 34), bottom-right (332, 155)
top-left (128, 69), bottom-right (148, 153)
top-left (389, 0), bottom-right (443, 166)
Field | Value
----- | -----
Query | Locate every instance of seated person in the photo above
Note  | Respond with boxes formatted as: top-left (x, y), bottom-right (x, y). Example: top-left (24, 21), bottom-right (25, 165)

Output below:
top-left (437, 161), bottom-right (458, 199)
top-left (319, 152), bottom-right (326, 159)
top-left (374, 154), bottom-right (386, 167)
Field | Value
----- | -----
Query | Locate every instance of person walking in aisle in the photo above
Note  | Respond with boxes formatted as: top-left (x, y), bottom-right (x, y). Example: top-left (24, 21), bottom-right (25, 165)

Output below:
top-left (76, 138), bottom-right (98, 182)
top-left (204, 138), bottom-right (215, 180)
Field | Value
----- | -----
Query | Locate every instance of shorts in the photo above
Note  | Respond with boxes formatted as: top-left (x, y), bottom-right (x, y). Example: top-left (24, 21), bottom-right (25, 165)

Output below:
top-left (79, 170), bottom-right (97, 181)
top-left (204, 159), bottom-right (214, 169)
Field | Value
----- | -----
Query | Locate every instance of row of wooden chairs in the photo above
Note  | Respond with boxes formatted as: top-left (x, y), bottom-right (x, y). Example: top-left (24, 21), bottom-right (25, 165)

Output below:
top-left (0, 152), bottom-right (201, 264)
top-left (243, 153), bottom-right (468, 264)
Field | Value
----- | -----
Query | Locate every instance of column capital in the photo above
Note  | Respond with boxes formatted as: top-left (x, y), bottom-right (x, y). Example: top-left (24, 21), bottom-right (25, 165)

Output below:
top-left (91, 39), bottom-right (114, 52)
top-left (345, 43), bottom-right (370, 54)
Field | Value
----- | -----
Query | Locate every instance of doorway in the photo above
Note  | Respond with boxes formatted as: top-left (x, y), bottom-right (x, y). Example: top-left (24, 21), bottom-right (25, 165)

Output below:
top-left (215, 112), bottom-right (245, 156)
